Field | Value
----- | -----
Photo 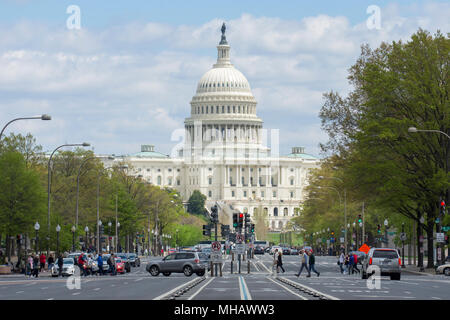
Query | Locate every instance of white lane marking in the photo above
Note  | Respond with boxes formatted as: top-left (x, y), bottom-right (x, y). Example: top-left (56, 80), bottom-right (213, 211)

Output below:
top-left (238, 276), bottom-right (252, 300)
top-left (72, 292), bottom-right (80, 295)
top-left (267, 277), bottom-right (308, 300)
top-left (153, 277), bottom-right (201, 300)
top-left (41, 287), bottom-right (48, 290)
top-left (282, 277), bottom-right (340, 300)
top-left (93, 288), bottom-right (101, 291)
top-left (16, 291), bottom-right (24, 294)
top-left (431, 297), bottom-right (441, 300)
top-left (188, 277), bottom-right (215, 300)
top-left (47, 298), bottom-right (54, 300)
top-left (134, 278), bottom-right (143, 282)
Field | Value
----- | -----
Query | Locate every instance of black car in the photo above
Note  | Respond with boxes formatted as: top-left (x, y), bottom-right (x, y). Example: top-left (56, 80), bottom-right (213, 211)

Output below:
top-left (282, 248), bottom-right (291, 255)
top-left (114, 253), bottom-right (131, 272)
top-left (127, 253), bottom-right (141, 267)
top-left (254, 246), bottom-right (265, 255)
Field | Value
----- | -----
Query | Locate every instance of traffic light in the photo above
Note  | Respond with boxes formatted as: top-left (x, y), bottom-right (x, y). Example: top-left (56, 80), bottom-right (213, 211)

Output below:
top-left (358, 215), bottom-right (362, 223)
top-left (233, 213), bottom-right (238, 228)
top-left (238, 213), bottom-right (244, 229)
top-left (202, 225), bottom-right (211, 236)
top-left (377, 224), bottom-right (381, 234)
top-left (250, 224), bottom-right (255, 233)
top-left (221, 225), bottom-right (230, 237)
top-left (100, 225), bottom-right (104, 234)
top-left (244, 213), bottom-right (250, 230)
top-left (331, 231), bottom-right (334, 236)
top-left (211, 205), bottom-right (219, 223)
top-left (440, 199), bottom-right (446, 215)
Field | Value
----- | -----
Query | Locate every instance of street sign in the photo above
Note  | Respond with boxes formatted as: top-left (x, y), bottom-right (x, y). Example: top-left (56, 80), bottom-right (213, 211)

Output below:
top-left (235, 243), bottom-right (245, 254)
top-left (400, 233), bottom-right (407, 241)
top-left (436, 233), bottom-right (445, 243)
top-left (340, 237), bottom-right (345, 243)
top-left (212, 241), bottom-right (221, 251)
top-left (210, 252), bottom-right (222, 263)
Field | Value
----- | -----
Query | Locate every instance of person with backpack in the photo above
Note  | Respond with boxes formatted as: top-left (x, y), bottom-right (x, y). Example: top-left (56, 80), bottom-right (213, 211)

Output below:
top-left (107, 253), bottom-right (116, 276)
top-left (352, 253), bottom-right (360, 274)
top-left (47, 254), bottom-right (55, 271)
top-left (26, 255), bottom-right (33, 277)
top-left (33, 255), bottom-right (40, 277)
top-left (338, 251), bottom-right (345, 274)
top-left (97, 253), bottom-right (104, 276)
top-left (348, 254), bottom-right (355, 275)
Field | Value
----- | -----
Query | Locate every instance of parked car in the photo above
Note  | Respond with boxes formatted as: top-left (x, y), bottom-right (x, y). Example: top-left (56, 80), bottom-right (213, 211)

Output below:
top-left (115, 253), bottom-right (131, 272)
top-left (146, 252), bottom-right (208, 277)
top-left (254, 246), bottom-right (265, 255)
top-left (435, 262), bottom-right (450, 276)
top-left (51, 258), bottom-right (76, 277)
top-left (361, 248), bottom-right (401, 280)
top-left (100, 254), bottom-right (111, 273)
top-left (270, 246), bottom-right (282, 255)
top-left (282, 247), bottom-right (291, 255)
top-left (127, 253), bottom-right (141, 267)
top-left (290, 248), bottom-right (299, 255)
top-left (264, 247), bottom-right (271, 254)
top-left (168, 248), bottom-right (177, 254)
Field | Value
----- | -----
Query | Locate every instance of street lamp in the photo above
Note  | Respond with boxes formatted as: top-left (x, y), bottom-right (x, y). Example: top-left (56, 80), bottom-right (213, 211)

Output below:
top-left (84, 226), bottom-right (89, 251)
top-left (401, 222), bottom-right (406, 268)
top-left (108, 222), bottom-right (112, 252)
top-left (70, 225), bottom-right (76, 252)
top-left (117, 222), bottom-right (121, 252)
top-left (0, 114), bottom-right (51, 140)
top-left (384, 219), bottom-right (389, 248)
top-left (34, 222), bottom-right (40, 254)
top-left (47, 142), bottom-right (90, 256)
top-left (97, 220), bottom-right (102, 253)
top-left (408, 127), bottom-right (450, 139)
top-left (56, 224), bottom-right (61, 256)
top-left (75, 156), bottom-right (96, 227)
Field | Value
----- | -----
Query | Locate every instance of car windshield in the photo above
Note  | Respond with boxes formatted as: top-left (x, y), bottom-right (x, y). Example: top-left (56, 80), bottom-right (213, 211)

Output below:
top-left (63, 258), bottom-right (73, 264)
top-left (128, 255), bottom-right (136, 259)
top-left (115, 259), bottom-right (122, 263)
top-left (117, 255), bottom-right (127, 259)
top-left (373, 250), bottom-right (398, 259)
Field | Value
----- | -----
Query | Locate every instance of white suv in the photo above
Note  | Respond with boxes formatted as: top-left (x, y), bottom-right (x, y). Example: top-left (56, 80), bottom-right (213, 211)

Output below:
top-left (361, 248), bottom-right (401, 280)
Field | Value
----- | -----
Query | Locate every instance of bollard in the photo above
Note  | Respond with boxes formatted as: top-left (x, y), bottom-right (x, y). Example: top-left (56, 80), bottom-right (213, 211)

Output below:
top-left (230, 260), bottom-right (233, 274)
top-left (210, 261), bottom-right (213, 277)
top-left (220, 263), bottom-right (223, 277)
top-left (248, 260), bottom-right (250, 274)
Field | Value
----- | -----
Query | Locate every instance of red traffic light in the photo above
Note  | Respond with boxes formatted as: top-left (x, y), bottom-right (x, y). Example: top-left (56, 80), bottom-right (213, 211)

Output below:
top-left (440, 200), bottom-right (445, 207)
top-left (239, 213), bottom-right (244, 218)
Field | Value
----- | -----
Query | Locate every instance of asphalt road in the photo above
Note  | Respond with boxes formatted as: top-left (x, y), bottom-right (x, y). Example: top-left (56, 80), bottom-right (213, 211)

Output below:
top-left (0, 255), bottom-right (448, 300)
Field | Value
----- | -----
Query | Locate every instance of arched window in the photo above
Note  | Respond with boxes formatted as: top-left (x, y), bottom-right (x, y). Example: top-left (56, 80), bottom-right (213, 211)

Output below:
top-left (264, 207), bottom-right (268, 215)
top-left (157, 176), bottom-right (161, 185)
top-left (274, 207), bottom-right (278, 217)
top-left (278, 221), bottom-right (283, 229)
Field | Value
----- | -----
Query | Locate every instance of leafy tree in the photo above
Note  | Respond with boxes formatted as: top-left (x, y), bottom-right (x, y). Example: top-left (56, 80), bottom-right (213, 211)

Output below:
top-left (187, 190), bottom-right (206, 215)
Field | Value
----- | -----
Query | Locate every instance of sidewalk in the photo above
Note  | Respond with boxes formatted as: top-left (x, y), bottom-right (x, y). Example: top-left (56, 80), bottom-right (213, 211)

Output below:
top-left (402, 264), bottom-right (436, 276)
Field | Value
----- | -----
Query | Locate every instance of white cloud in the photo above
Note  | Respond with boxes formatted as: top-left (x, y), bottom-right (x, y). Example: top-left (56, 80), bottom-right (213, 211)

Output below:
top-left (0, 2), bottom-right (448, 157)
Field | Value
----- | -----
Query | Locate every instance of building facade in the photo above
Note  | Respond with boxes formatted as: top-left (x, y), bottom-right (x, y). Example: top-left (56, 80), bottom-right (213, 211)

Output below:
top-left (100, 24), bottom-right (320, 232)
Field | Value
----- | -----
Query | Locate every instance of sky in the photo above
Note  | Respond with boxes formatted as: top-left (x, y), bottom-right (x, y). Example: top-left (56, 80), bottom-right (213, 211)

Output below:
top-left (0, 0), bottom-right (448, 157)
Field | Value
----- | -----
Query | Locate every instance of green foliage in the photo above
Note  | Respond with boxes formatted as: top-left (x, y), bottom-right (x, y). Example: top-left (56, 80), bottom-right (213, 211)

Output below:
top-left (187, 190), bottom-right (206, 215)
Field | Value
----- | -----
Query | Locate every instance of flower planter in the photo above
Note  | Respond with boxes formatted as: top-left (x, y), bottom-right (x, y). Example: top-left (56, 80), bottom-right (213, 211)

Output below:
top-left (0, 265), bottom-right (11, 274)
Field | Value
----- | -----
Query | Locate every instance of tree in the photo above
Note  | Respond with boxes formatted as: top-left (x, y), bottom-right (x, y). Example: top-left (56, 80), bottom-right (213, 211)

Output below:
top-left (0, 151), bottom-right (46, 261)
top-left (187, 190), bottom-right (206, 216)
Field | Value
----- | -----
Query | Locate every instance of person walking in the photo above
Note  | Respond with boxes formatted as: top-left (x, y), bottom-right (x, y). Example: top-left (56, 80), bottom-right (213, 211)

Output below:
top-left (348, 254), bottom-right (355, 275)
top-left (295, 249), bottom-right (311, 277)
top-left (39, 253), bottom-right (46, 272)
top-left (26, 255), bottom-right (33, 277)
top-left (352, 253), bottom-right (360, 274)
top-left (97, 253), bottom-right (104, 276)
top-left (108, 253), bottom-right (116, 276)
top-left (338, 251), bottom-right (345, 274)
top-left (78, 253), bottom-right (88, 277)
top-left (273, 249), bottom-right (279, 274)
top-left (57, 254), bottom-right (64, 277)
top-left (47, 254), bottom-right (55, 272)
top-left (33, 255), bottom-right (40, 278)
top-left (308, 250), bottom-right (320, 277)
top-left (277, 250), bottom-right (285, 273)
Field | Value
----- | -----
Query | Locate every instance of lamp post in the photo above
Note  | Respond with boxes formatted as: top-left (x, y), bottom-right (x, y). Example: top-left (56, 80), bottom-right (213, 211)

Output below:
top-left (401, 222), bottom-right (406, 268)
top-left (0, 114), bottom-right (51, 141)
top-left (47, 142), bottom-right (90, 256)
top-left (419, 216), bottom-right (425, 272)
top-left (176, 229), bottom-right (179, 250)
top-left (71, 225), bottom-right (76, 252)
top-left (353, 222), bottom-right (356, 249)
top-left (117, 222), bottom-right (121, 252)
top-left (384, 219), bottom-right (389, 248)
top-left (75, 156), bottom-right (96, 227)
top-left (108, 222), bottom-right (112, 252)
top-left (34, 222), bottom-right (40, 254)
top-left (56, 224), bottom-right (61, 256)
top-left (97, 220), bottom-right (102, 254)
top-left (84, 226), bottom-right (89, 251)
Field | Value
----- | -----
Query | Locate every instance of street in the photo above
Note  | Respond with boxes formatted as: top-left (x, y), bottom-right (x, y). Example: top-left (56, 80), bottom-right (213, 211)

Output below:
top-left (0, 255), bottom-right (448, 300)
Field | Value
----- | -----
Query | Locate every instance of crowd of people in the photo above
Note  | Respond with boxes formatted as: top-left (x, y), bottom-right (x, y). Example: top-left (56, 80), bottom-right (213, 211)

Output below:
top-left (338, 251), bottom-right (361, 275)
top-left (272, 248), bottom-right (320, 277)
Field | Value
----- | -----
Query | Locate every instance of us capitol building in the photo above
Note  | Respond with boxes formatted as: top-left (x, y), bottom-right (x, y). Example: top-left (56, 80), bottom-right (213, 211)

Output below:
top-left (100, 24), bottom-right (320, 232)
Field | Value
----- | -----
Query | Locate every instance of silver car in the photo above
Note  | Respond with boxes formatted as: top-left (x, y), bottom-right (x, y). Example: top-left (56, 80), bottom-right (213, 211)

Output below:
top-left (361, 248), bottom-right (401, 280)
top-left (146, 252), bottom-right (208, 277)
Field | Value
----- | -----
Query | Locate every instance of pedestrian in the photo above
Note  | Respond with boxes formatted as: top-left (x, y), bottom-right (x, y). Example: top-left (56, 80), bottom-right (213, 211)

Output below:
top-left (26, 255), bottom-right (33, 277)
top-left (277, 250), bottom-right (285, 273)
top-left (108, 253), bottom-right (116, 276)
top-left (97, 253), bottom-right (104, 276)
top-left (295, 249), bottom-right (311, 277)
top-left (57, 254), bottom-right (64, 277)
top-left (352, 253), bottom-right (360, 274)
top-left (273, 249), bottom-right (279, 274)
top-left (33, 255), bottom-right (39, 277)
top-left (338, 251), bottom-right (345, 274)
top-left (47, 254), bottom-right (55, 272)
top-left (348, 254), bottom-right (355, 275)
top-left (308, 250), bottom-right (320, 277)
top-left (39, 252), bottom-right (46, 272)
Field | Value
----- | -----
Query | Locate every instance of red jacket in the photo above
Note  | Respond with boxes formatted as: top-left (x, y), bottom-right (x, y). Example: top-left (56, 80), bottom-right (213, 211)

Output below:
top-left (40, 254), bottom-right (46, 264)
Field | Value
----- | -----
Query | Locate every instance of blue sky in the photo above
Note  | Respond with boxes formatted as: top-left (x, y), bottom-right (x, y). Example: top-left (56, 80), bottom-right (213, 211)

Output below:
top-left (0, 0), bottom-right (448, 157)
